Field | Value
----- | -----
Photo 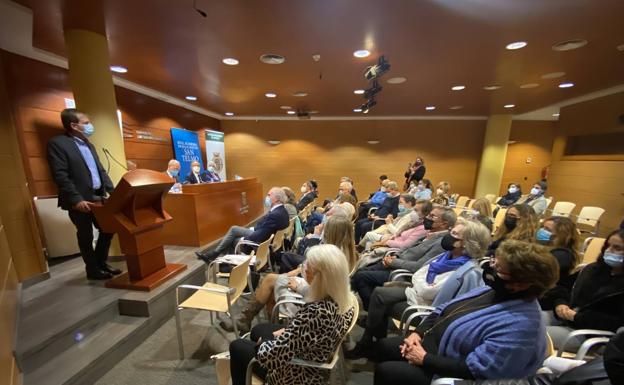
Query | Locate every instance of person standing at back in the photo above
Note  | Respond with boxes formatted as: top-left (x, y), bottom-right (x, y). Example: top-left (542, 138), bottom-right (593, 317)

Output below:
top-left (404, 156), bottom-right (426, 191)
top-left (47, 108), bottom-right (121, 280)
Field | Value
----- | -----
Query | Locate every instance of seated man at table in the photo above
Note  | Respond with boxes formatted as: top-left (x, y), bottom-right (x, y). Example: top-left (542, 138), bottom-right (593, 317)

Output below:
top-left (185, 160), bottom-right (209, 184)
top-left (165, 159), bottom-right (182, 193)
top-left (195, 187), bottom-right (290, 262)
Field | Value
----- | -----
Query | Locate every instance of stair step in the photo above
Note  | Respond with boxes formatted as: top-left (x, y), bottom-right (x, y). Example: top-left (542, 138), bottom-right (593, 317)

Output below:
top-left (24, 315), bottom-right (147, 385)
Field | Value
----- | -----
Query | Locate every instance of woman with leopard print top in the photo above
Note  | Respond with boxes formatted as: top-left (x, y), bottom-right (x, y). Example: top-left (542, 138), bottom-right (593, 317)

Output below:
top-left (230, 244), bottom-right (355, 385)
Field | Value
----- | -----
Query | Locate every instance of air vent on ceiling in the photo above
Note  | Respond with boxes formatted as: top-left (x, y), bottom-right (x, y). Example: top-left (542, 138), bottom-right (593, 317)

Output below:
top-left (259, 54), bottom-right (285, 64)
top-left (552, 39), bottom-right (588, 51)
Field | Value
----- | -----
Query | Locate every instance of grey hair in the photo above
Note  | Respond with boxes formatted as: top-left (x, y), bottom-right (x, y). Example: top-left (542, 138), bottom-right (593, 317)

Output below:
top-left (440, 207), bottom-right (457, 228)
top-left (456, 218), bottom-right (492, 259)
top-left (270, 187), bottom-right (288, 203)
top-left (328, 205), bottom-right (349, 219)
top-left (168, 159), bottom-right (180, 167)
top-left (339, 181), bottom-right (353, 191)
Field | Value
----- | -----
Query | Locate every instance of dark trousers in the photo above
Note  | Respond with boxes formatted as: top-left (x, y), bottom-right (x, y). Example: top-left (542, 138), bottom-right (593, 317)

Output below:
top-left (230, 323), bottom-right (282, 385)
top-left (366, 286), bottom-right (408, 340)
top-left (351, 268), bottom-right (391, 310)
top-left (355, 218), bottom-right (383, 242)
top-left (374, 336), bottom-right (433, 385)
top-left (279, 252), bottom-right (306, 273)
top-left (67, 209), bottom-right (113, 274)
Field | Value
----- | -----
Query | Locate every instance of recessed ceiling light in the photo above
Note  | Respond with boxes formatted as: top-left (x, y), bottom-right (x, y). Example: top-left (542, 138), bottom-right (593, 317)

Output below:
top-left (617, 44), bottom-right (624, 52)
top-left (449, 105), bottom-right (463, 110)
top-left (222, 58), bottom-right (239, 65)
top-left (353, 108), bottom-right (362, 112)
top-left (354, 89), bottom-right (365, 95)
top-left (541, 72), bottom-right (565, 79)
top-left (367, 140), bottom-right (380, 145)
top-left (451, 85), bottom-right (466, 91)
top-left (265, 92), bottom-right (277, 98)
top-left (110, 65), bottom-right (128, 73)
top-left (287, 110), bottom-right (296, 115)
top-left (506, 41), bottom-right (527, 50)
top-left (552, 39), bottom-right (588, 52)
top-left (387, 77), bottom-right (407, 84)
top-left (267, 140), bottom-right (281, 145)
top-left (280, 105), bottom-right (292, 110)
top-left (293, 91), bottom-right (308, 97)
top-left (552, 113), bottom-right (560, 117)
top-left (520, 83), bottom-right (540, 89)
top-left (558, 82), bottom-right (574, 88)
top-left (483, 84), bottom-right (502, 91)
top-left (353, 49), bottom-right (370, 58)
top-left (224, 112), bottom-right (234, 116)
top-left (309, 110), bottom-right (319, 114)
top-left (185, 95), bottom-right (197, 101)
top-left (425, 106), bottom-right (436, 111)
top-left (504, 104), bottom-right (515, 108)
top-left (259, 54), bottom-right (285, 64)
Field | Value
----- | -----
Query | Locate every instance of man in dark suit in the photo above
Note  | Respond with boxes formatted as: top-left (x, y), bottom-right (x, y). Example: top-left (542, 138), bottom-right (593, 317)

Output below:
top-left (296, 180), bottom-right (318, 211)
top-left (355, 180), bottom-right (401, 242)
top-left (195, 187), bottom-right (290, 262)
top-left (47, 108), bottom-right (121, 280)
top-left (185, 160), bottom-right (210, 184)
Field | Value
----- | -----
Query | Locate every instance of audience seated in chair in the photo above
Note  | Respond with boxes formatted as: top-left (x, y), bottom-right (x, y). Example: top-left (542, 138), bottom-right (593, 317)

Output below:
top-left (357, 178), bottom-right (390, 220)
top-left (516, 180), bottom-right (549, 216)
top-left (537, 216), bottom-right (582, 312)
top-left (545, 228), bottom-right (624, 350)
top-left (185, 160), bottom-right (210, 184)
top-left (461, 197), bottom-right (494, 231)
top-left (295, 180), bottom-right (318, 211)
top-left (228, 244), bottom-right (355, 385)
top-left (410, 178), bottom-right (433, 200)
top-left (431, 180), bottom-right (451, 206)
top-left (195, 187), bottom-right (290, 262)
top-left (346, 219), bottom-right (491, 360)
top-left (281, 186), bottom-right (299, 219)
top-left (487, 203), bottom-right (538, 257)
top-left (355, 180), bottom-right (401, 242)
top-left (220, 215), bottom-right (358, 334)
top-left (337, 176), bottom-right (358, 202)
top-left (371, 240), bottom-right (559, 385)
top-left (497, 182), bottom-right (522, 208)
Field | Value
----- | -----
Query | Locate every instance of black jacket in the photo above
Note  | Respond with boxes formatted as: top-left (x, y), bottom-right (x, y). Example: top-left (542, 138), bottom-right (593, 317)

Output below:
top-left (498, 190), bottom-right (522, 207)
top-left (375, 194), bottom-right (400, 219)
top-left (404, 165), bottom-right (426, 188)
top-left (47, 134), bottom-right (114, 210)
top-left (550, 261), bottom-right (624, 332)
top-left (540, 248), bottom-right (577, 310)
top-left (296, 191), bottom-right (317, 211)
top-left (185, 172), bottom-right (211, 184)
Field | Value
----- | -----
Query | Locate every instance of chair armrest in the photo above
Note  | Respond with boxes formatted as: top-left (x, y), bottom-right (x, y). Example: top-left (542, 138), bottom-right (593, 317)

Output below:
top-left (383, 281), bottom-right (412, 288)
top-left (245, 357), bottom-right (258, 385)
top-left (389, 273), bottom-right (413, 282)
top-left (576, 337), bottom-right (611, 360)
top-left (290, 349), bottom-right (340, 370)
top-left (383, 248), bottom-right (402, 257)
top-left (430, 378), bottom-right (461, 385)
top-left (276, 292), bottom-right (304, 302)
top-left (402, 311), bottom-right (434, 336)
top-left (368, 207), bottom-right (378, 216)
top-left (235, 240), bottom-right (260, 254)
top-left (389, 269), bottom-right (412, 280)
top-left (175, 284), bottom-right (236, 305)
top-left (271, 298), bottom-right (306, 323)
top-left (557, 329), bottom-right (615, 357)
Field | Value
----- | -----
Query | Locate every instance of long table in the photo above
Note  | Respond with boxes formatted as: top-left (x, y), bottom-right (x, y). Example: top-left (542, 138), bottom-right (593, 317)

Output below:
top-left (162, 178), bottom-right (264, 247)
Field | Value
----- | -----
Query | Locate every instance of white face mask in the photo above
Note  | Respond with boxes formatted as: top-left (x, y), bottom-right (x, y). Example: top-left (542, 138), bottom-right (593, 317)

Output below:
top-left (380, 187), bottom-right (387, 192)
top-left (192, 166), bottom-right (200, 173)
top-left (508, 186), bottom-right (518, 194)
top-left (437, 188), bottom-right (444, 195)
top-left (530, 187), bottom-right (541, 196)
top-left (300, 186), bottom-right (307, 193)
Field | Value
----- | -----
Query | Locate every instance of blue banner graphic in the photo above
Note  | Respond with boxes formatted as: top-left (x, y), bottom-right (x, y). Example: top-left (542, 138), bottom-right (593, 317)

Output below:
top-left (170, 127), bottom-right (203, 181)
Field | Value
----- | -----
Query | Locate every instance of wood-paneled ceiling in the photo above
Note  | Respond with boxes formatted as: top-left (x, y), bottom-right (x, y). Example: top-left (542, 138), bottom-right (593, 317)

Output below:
top-left (16, 0), bottom-right (624, 117)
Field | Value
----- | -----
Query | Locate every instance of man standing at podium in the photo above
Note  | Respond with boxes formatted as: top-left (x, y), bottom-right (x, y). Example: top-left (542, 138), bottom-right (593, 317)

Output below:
top-left (195, 187), bottom-right (290, 262)
top-left (47, 109), bottom-right (121, 280)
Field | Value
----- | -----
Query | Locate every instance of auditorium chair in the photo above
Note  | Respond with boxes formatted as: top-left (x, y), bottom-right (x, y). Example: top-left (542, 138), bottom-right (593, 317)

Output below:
top-left (492, 207), bottom-right (508, 234)
top-left (549, 201), bottom-right (577, 217)
top-left (484, 194), bottom-right (497, 204)
top-left (174, 255), bottom-right (252, 358)
top-left (455, 196), bottom-right (469, 209)
top-left (574, 206), bottom-right (606, 236)
top-left (580, 237), bottom-right (606, 265)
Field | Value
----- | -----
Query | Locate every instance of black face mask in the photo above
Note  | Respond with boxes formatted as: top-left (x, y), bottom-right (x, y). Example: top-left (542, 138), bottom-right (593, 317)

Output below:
top-left (423, 217), bottom-right (435, 230)
top-left (441, 233), bottom-right (459, 251)
top-left (482, 263), bottom-right (527, 301)
top-left (504, 216), bottom-right (517, 231)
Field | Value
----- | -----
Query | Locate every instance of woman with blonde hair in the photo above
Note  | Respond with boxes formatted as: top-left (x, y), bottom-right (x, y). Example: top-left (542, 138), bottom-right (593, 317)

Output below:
top-left (462, 197), bottom-right (493, 231)
top-left (220, 215), bottom-right (357, 333)
top-left (431, 181), bottom-right (451, 206)
top-left (229, 244), bottom-right (355, 385)
top-left (281, 186), bottom-right (298, 219)
top-left (487, 203), bottom-right (538, 257)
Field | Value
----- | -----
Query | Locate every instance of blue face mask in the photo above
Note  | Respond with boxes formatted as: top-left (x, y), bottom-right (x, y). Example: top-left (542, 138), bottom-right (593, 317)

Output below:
top-left (264, 196), bottom-right (272, 208)
top-left (398, 204), bottom-right (406, 213)
top-left (81, 123), bottom-right (95, 137)
top-left (169, 169), bottom-right (179, 177)
top-left (321, 215), bottom-right (328, 224)
top-left (603, 252), bottom-right (624, 268)
top-left (536, 228), bottom-right (552, 243)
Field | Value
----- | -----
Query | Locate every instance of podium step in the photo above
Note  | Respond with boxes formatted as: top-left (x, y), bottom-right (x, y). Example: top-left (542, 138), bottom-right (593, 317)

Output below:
top-left (23, 315), bottom-right (147, 385)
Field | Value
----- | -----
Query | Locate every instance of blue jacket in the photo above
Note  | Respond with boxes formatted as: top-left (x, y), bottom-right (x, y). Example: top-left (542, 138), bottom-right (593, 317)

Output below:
top-left (434, 286), bottom-right (546, 379)
top-left (375, 194), bottom-right (400, 218)
top-left (247, 205), bottom-right (290, 244)
top-left (431, 261), bottom-right (484, 307)
top-left (369, 190), bottom-right (387, 206)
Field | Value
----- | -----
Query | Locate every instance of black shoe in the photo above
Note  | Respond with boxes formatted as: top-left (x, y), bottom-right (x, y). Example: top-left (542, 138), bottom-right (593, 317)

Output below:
top-left (100, 263), bottom-right (122, 275)
top-left (196, 249), bottom-right (220, 263)
top-left (344, 342), bottom-right (371, 360)
top-left (86, 269), bottom-right (113, 280)
top-left (356, 315), bottom-right (367, 328)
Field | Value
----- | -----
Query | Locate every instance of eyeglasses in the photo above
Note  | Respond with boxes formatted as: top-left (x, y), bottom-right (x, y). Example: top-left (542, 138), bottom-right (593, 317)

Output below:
top-left (489, 256), bottom-right (512, 279)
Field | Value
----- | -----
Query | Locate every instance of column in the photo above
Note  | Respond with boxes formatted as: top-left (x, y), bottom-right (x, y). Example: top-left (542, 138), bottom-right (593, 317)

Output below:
top-left (64, 28), bottom-right (127, 184)
top-left (474, 115), bottom-right (512, 198)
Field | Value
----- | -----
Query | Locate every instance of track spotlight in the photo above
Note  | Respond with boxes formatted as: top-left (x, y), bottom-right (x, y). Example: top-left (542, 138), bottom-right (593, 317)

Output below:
top-left (364, 56), bottom-right (390, 81)
top-left (363, 80), bottom-right (383, 99)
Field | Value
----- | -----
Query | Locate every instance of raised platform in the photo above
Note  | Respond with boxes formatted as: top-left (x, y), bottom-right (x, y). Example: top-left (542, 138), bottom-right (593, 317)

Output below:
top-left (14, 245), bottom-right (209, 385)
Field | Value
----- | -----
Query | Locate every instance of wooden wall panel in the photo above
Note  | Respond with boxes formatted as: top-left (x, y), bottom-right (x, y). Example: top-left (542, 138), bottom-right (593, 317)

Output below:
top-left (500, 121), bottom-right (555, 196)
top-left (222, 119), bottom-right (486, 200)
top-left (548, 92), bottom-right (624, 235)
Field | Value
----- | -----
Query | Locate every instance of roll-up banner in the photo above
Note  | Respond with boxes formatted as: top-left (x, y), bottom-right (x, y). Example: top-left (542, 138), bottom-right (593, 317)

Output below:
top-left (170, 127), bottom-right (203, 180)
top-left (205, 129), bottom-right (227, 181)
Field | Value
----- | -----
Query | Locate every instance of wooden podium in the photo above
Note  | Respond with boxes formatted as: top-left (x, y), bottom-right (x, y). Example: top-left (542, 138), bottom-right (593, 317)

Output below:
top-left (92, 169), bottom-right (187, 291)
